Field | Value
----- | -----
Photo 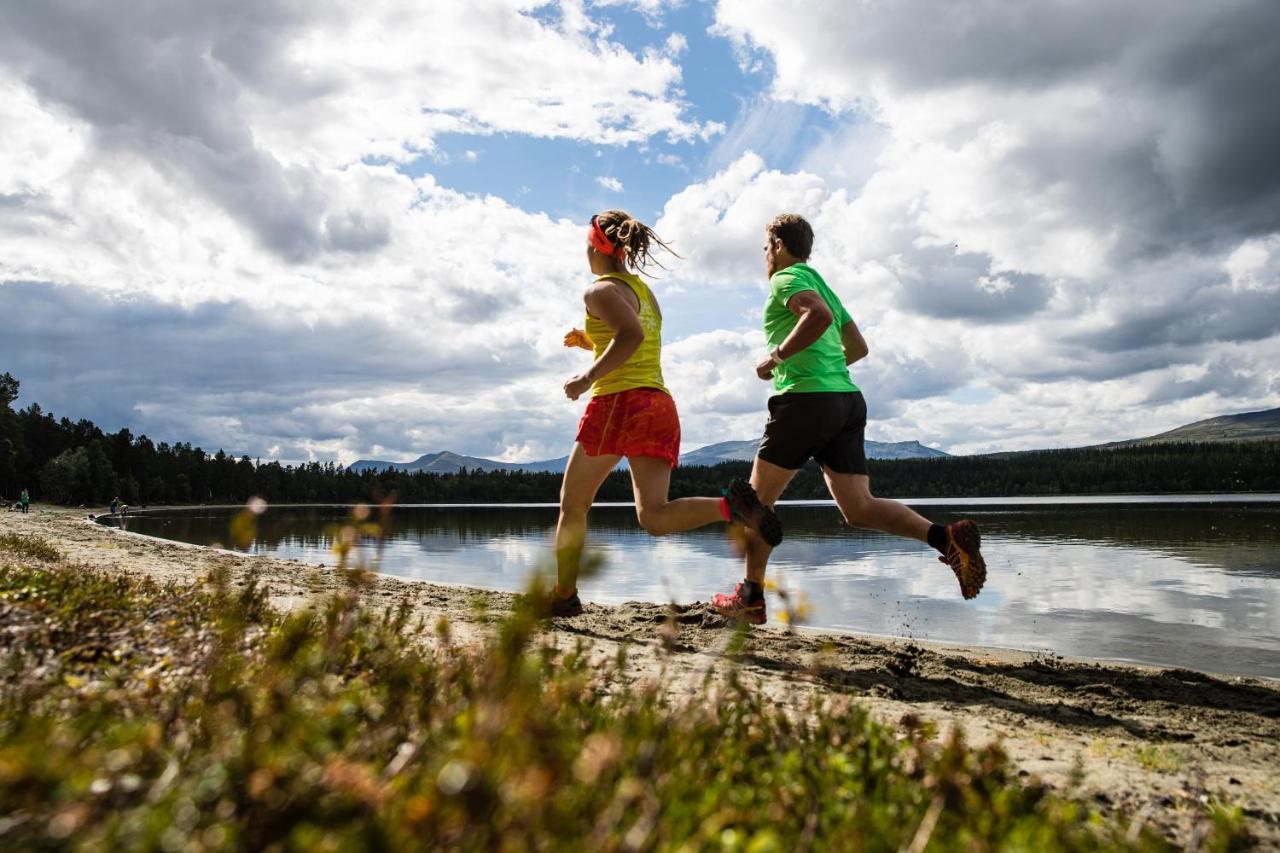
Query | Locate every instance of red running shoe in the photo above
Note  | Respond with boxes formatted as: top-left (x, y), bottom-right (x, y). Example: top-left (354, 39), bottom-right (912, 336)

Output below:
top-left (712, 583), bottom-right (767, 625)
top-left (938, 520), bottom-right (986, 600)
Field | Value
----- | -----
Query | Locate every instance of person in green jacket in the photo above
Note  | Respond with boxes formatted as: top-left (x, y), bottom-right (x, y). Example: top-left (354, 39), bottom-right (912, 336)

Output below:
top-left (18, 489), bottom-right (30, 514)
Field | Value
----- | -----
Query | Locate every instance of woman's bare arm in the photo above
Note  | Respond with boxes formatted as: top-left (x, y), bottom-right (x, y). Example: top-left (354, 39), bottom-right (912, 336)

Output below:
top-left (563, 284), bottom-right (644, 400)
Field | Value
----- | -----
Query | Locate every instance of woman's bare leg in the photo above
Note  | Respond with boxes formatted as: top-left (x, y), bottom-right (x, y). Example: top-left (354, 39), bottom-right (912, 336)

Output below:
top-left (627, 455), bottom-right (724, 535)
top-left (555, 443), bottom-right (622, 595)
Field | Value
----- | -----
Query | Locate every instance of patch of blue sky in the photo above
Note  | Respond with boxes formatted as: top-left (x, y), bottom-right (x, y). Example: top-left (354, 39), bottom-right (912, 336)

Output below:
top-left (413, 132), bottom-right (688, 225)
top-left (595, 1), bottom-right (863, 186)
top-left (661, 282), bottom-right (763, 341)
top-left (602, 1), bottom-right (755, 130)
top-left (399, 2), bottom-right (862, 224)
top-left (707, 98), bottom-right (843, 172)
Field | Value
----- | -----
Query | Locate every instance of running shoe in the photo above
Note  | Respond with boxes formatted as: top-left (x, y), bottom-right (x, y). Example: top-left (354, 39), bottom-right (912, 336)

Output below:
top-left (723, 479), bottom-right (783, 547)
top-left (548, 588), bottom-right (584, 618)
top-left (938, 520), bottom-right (986, 599)
top-left (711, 583), bottom-right (767, 625)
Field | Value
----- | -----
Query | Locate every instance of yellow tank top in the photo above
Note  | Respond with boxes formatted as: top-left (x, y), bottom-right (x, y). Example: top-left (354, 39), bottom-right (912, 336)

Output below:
top-left (584, 273), bottom-right (669, 397)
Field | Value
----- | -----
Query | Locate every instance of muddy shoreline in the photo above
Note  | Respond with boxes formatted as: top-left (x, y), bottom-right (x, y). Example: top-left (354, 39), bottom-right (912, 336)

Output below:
top-left (4, 506), bottom-right (1278, 847)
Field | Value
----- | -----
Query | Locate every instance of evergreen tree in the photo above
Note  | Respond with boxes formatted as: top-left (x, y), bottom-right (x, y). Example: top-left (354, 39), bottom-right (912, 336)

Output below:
top-left (0, 373), bottom-right (24, 499)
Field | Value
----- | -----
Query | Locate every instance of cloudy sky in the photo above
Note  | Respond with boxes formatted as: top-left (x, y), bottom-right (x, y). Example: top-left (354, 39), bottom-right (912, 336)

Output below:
top-left (2, 0), bottom-right (1278, 464)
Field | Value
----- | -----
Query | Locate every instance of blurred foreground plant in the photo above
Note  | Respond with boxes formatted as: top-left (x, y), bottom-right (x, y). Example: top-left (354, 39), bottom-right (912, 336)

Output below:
top-left (0, 536), bottom-right (1248, 850)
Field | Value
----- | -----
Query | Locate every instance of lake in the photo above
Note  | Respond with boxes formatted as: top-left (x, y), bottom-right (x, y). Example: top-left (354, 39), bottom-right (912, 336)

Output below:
top-left (103, 496), bottom-right (1280, 678)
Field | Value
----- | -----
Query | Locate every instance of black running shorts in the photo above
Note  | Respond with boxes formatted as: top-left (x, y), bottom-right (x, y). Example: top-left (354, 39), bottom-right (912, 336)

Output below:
top-left (756, 391), bottom-right (868, 474)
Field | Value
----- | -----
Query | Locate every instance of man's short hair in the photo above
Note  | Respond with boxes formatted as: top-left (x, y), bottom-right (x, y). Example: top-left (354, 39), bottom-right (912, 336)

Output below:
top-left (767, 214), bottom-right (814, 261)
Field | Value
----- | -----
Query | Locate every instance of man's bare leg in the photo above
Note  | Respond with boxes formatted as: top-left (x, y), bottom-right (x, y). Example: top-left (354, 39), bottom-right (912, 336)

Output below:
top-left (742, 456), bottom-right (799, 584)
top-left (821, 467), bottom-right (931, 541)
top-left (711, 456), bottom-right (799, 622)
top-left (823, 466), bottom-right (986, 598)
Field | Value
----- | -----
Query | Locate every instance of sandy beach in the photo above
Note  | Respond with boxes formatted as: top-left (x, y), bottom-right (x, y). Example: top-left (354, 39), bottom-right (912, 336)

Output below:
top-left (4, 505), bottom-right (1278, 847)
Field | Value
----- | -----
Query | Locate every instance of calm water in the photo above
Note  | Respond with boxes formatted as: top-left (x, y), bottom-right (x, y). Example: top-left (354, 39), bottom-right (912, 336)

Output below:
top-left (104, 497), bottom-right (1280, 678)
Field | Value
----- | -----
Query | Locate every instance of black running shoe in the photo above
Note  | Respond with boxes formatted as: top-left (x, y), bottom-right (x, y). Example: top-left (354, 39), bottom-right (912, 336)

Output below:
top-left (548, 589), bottom-right (584, 618)
top-left (723, 479), bottom-right (783, 547)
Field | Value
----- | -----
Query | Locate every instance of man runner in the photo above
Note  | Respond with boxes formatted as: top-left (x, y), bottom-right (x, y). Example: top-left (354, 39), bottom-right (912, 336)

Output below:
top-left (712, 214), bottom-right (986, 624)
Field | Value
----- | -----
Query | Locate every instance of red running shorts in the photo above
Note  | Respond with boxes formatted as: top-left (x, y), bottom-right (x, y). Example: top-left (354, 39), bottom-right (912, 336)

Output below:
top-left (576, 387), bottom-right (681, 468)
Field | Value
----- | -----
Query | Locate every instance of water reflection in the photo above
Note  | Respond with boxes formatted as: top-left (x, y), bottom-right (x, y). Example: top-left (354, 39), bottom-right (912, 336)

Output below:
top-left (106, 500), bottom-right (1280, 677)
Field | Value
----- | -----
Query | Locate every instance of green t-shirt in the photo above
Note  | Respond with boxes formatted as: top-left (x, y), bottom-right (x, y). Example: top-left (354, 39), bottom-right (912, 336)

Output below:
top-left (763, 263), bottom-right (859, 394)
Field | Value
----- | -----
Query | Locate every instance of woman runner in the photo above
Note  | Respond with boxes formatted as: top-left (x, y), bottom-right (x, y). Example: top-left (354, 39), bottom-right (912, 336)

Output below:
top-left (552, 209), bottom-right (781, 616)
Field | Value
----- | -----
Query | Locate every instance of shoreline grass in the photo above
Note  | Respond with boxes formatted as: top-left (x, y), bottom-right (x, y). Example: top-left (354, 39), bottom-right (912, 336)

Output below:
top-left (0, 538), bottom-right (1248, 850)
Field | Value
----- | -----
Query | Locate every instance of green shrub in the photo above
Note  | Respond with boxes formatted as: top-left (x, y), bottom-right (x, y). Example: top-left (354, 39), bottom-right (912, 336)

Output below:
top-left (0, 560), bottom-right (1243, 850)
top-left (0, 532), bottom-right (62, 563)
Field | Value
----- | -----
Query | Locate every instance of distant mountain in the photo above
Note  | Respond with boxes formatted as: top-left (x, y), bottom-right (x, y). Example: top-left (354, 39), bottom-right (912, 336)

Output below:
top-left (1103, 407), bottom-right (1280, 447)
top-left (350, 437), bottom-right (948, 476)
top-left (677, 440), bottom-right (760, 467)
top-left (868, 440), bottom-right (952, 460)
top-left (680, 438), bottom-right (949, 467)
top-left (347, 451), bottom-right (568, 475)
top-left (348, 408), bottom-right (1277, 475)
top-left (509, 456), bottom-right (573, 473)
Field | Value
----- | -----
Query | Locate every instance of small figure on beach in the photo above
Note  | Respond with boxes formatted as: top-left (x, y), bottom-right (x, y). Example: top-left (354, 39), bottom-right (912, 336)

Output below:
top-left (18, 488), bottom-right (30, 514)
top-left (109, 496), bottom-right (120, 515)
top-left (553, 210), bottom-right (781, 617)
top-left (711, 214), bottom-right (986, 624)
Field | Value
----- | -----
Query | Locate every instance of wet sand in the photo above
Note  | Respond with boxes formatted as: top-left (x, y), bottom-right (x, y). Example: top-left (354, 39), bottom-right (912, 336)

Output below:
top-left (5, 505), bottom-right (1279, 847)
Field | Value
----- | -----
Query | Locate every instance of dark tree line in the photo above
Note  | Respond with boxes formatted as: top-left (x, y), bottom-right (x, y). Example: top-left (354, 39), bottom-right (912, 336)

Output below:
top-left (774, 442), bottom-right (1280, 498)
top-left (662, 439), bottom-right (1280, 500)
top-left (2, 372), bottom-right (1277, 507)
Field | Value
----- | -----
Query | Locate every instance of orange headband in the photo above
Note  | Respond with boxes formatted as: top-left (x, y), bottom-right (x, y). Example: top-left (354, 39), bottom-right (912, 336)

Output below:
top-left (589, 215), bottom-right (624, 259)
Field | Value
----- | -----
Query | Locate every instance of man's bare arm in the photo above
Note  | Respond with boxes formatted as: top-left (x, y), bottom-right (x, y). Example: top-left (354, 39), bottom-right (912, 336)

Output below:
top-left (781, 290), bottom-right (834, 356)
top-left (755, 290), bottom-right (834, 379)
top-left (841, 320), bottom-right (868, 365)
